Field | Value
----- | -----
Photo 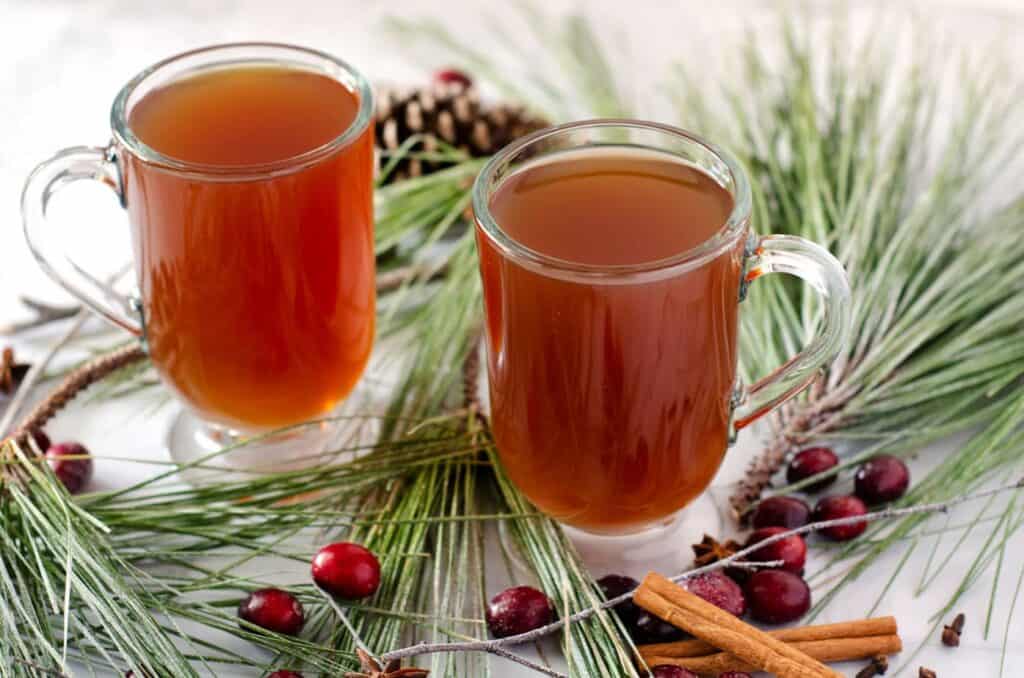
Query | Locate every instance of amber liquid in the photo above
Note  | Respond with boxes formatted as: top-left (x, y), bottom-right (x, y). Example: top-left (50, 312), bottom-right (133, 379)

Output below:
top-left (478, 149), bottom-right (744, 533)
top-left (125, 65), bottom-right (375, 429)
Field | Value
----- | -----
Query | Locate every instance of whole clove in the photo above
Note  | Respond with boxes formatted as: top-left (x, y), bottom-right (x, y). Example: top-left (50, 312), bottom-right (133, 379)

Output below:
top-left (856, 655), bottom-right (889, 677)
top-left (919, 668), bottom-right (936, 678)
top-left (941, 612), bottom-right (965, 647)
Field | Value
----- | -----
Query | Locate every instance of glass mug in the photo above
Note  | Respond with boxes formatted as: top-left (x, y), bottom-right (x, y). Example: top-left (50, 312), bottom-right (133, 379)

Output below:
top-left (22, 44), bottom-right (376, 467)
top-left (473, 120), bottom-right (850, 535)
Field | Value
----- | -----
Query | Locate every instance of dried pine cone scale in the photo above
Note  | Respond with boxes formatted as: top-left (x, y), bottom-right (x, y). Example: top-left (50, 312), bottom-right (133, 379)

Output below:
top-left (375, 81), bottom-right (548, 183)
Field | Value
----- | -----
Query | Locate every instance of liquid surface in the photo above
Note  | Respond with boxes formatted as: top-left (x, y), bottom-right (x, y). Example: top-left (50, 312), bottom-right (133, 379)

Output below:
top-left (478, 150), bottom-right (743, 533)
top-left (125, 65), bottom-right (375, 429)
top-left (490, 150), bottom-right (733, 265)
top-left (129, 65), bottom-right (360, 165)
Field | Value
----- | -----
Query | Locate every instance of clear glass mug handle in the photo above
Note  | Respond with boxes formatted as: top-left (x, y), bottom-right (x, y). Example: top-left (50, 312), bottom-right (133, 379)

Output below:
top-left (20, 145), bottom-right (142, 337)
top-left (734, 234), bottom-right (851, 430)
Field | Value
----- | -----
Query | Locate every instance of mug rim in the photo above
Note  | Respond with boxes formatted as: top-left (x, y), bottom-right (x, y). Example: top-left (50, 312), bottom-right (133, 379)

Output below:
top-left (472, 119), bottom-right (752, 282)
top-left (110, 42), bottom-right (374, 179)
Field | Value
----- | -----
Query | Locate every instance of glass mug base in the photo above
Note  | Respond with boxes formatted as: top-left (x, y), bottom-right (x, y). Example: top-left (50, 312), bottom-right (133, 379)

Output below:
top-left (165, 383), bottom-right (381, 485)
top-left (497, 491), bottom-right (725, 580)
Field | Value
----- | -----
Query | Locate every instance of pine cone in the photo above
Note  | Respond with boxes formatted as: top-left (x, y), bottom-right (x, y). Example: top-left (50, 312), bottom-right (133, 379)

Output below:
top-left (375, 81), bottom-right (549, 182)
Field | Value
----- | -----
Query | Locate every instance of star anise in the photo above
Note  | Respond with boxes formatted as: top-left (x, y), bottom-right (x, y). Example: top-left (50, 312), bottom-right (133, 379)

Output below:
top-left (344, 648), bottom-right (429, 678)
top-left (0, 347), bottom-right (31, 396)
top-left (692, 533), bottom-right (742, 568)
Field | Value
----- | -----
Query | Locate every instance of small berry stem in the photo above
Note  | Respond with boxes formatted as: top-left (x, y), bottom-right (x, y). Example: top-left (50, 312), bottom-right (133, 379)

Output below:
top-left (315, 585), bottom-right (378, 662)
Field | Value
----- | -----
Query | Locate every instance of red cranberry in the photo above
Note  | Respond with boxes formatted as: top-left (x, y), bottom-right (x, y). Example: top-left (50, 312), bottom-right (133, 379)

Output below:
top-left (719, 673), bottom-right (753, 678)
top-left (650, 667), bottom-right (698, 678)
top-left (238, 588), bottom-right (304, 636)
top-left (46, 442), bottom-right (93, 494)
top-left (745, 570), bottom-right (811, 624)
top-left (267, 673), bottom-right (303, 678)
top-left (685, 571), bottom-right (746, 617)
top-left (29, 428), bottom-right (51, 452)
top-left (486, 586), bottom-right (554, 638)
top-left (813, 495), bottom-right (868, 541)
top-left (746, 527), bottom-right (807, 573)
top-left (433, 68), bottom-right (473, 89)
top-left (597, 574), bottom-right (641, 625)
top-left (599, 574), bottom-right (682, 642)
top-left (855, 455), bottom-right (910, 504)
top-left (312, 542), bottom-right (381, 599)
top-left (787, 446), bottom-right (839, 492)
top-left (633, 610), bottom-right (686, 644)
top-left (750, 496), bottom-right (810, 529)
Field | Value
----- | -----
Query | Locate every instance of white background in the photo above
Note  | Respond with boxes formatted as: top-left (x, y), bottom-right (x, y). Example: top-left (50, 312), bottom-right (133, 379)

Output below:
top-left (2, 1), bottom-right (1023, 676)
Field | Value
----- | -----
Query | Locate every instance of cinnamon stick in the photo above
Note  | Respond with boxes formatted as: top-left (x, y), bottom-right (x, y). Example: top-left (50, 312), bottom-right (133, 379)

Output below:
top-left (634, 572), bottom-right (843, 678)
top-left (639, 616), bottom-right (898, 659)
top-left (644, 635), bottom-right (903, 674)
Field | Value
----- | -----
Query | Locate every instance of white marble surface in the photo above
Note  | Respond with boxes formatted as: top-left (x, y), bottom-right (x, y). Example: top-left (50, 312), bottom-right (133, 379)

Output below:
top-left (2, 1), bottom-right (1023, 676)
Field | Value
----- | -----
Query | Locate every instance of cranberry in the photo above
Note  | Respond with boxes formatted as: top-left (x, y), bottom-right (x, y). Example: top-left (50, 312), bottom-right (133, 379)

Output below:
top-left (597, 574), bottom-right (641, 626)
top-left (433, 68), bottom-right (473, 89)
top-left (650, 667), bottom-right (698, 678)
top-left (746, 527), bottom-right (807, 573)
top-left (813, 495), bottom-right (868, 541)
top-left (685, 571), bottom-right (746, 617)
top-left (633, 610), bottom-right (686, 644)
top-left (238, 588), bottom-right (304, 636)
top-left (29, 428), bottom-right (51, 452)
top-left (312, 542), bottom-right (381, 599)
top-left (750, 496), bottom-right (810, 529)
top-left (46, 442), bottom-right (93, 494)
top-left (267, 672), bottom-right (303, 678)
top-left (745, 570), bottom-right (811, 624)
top-left (787, 446), bottom-right (839, 492)
top-left (855, 455), bottom-right (910, 504)
top-left (719, 673), bottom-right (753, 678)
top-left (486, 586), bottom-right (554, 638)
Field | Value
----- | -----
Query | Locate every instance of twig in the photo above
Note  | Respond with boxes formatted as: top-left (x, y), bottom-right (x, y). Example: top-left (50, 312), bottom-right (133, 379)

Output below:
top-left (380, 475), bottom-right (1024, 670)
top-left (0, 297), bottom-right (80, 336)
top-left (316, 585), bottom-right (376, 659)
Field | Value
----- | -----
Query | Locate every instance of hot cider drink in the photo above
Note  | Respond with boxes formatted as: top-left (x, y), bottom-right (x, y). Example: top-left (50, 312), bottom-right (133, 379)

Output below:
top-left (478, 148), bottom-right (742, 533)
top-left (474, 121), bottom-right (850, 535)
top-left (125, 64), bottom-right (375, 429)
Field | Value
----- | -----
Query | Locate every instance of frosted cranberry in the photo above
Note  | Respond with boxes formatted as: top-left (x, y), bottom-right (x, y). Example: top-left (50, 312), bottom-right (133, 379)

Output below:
top-left (746, 527), bottom-right (807, 573)
top-left (312, 542), bottom-right (381, 599)
top-left (597, 574), bottom-right (641, 626)
top-left (750, 496), bottom-right (810, 529)
top-left (46, 442), bottom-right (93, 494)
top-left (787, 447), bottom-right (839, 492)
top-left (685, 571), bottom-right (746, 617)
top-left (433, 68), bottom-right (473, 89)
top-left (633, 610), bottom-right (686, 644)
top-left (745, 570), bottom-right (810, 624)
top-left (650, 667), bottom-right (697, 678)
top-left (238, 588), bottom-right (304, 636)
top-left (486, 586), bottom-right (554, 638)
top-left (813, 495), bottom-right (868, 541)
top-left (855, 455), bottom-right (910, 504)
top-left (267, 672), bottom-right (303, 678)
